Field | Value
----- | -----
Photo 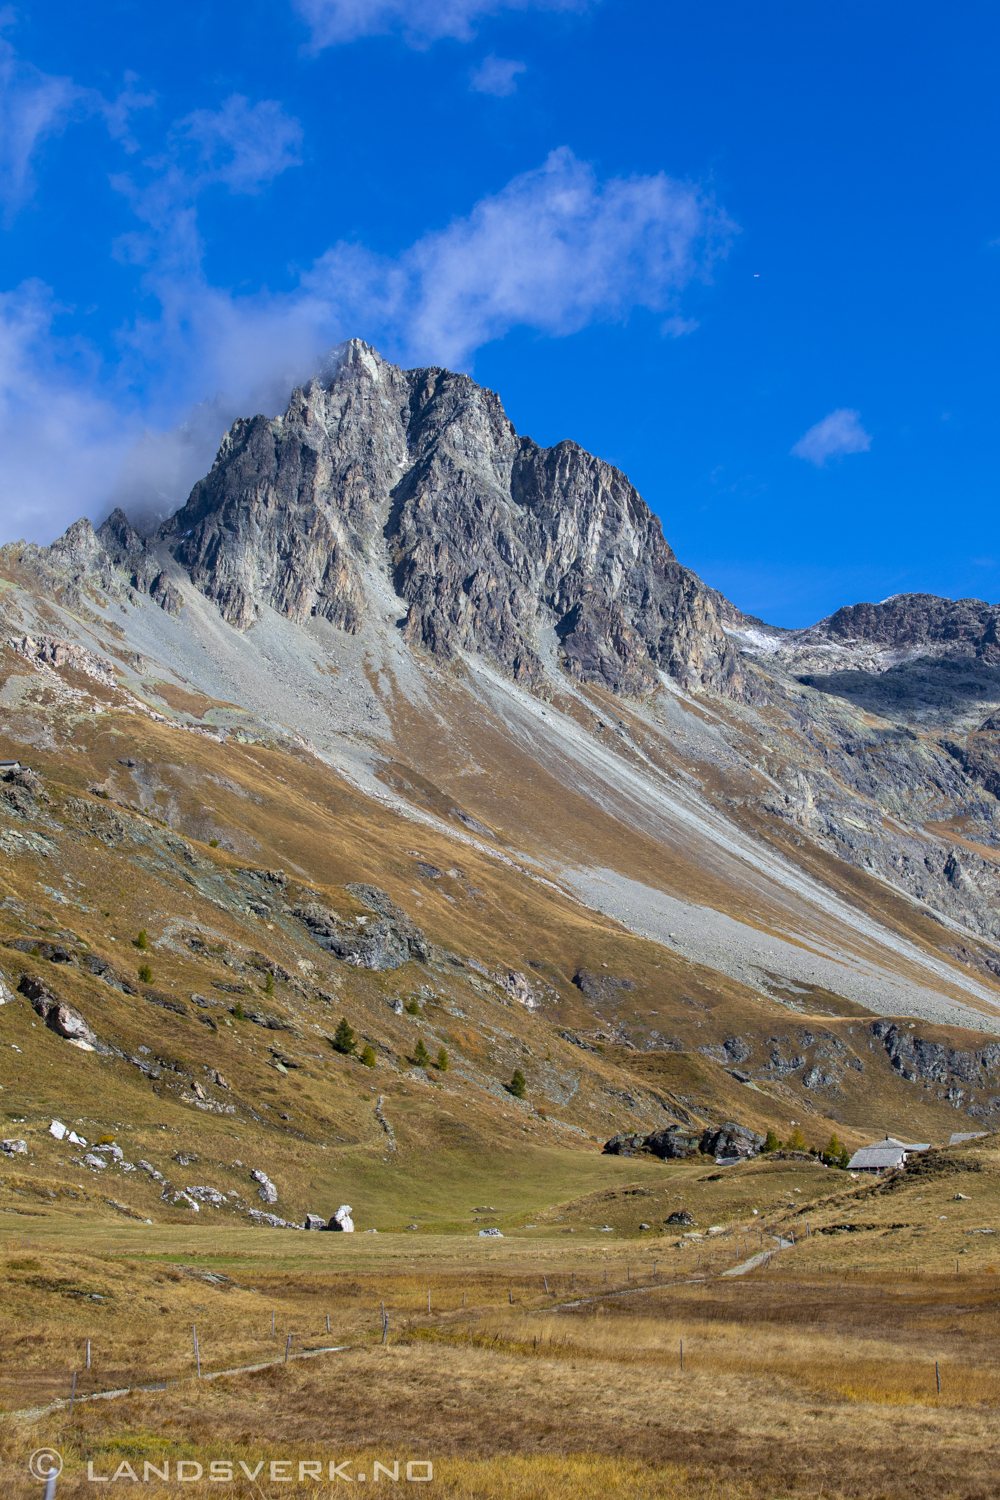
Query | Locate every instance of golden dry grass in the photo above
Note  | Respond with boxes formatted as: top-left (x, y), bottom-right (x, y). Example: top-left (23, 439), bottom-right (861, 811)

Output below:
top-left (4, 1221), bottom-right (1000, 1498)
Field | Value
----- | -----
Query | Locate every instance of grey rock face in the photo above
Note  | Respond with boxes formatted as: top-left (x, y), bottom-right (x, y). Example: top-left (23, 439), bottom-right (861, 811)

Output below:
top-left (606, 1120), bottom-right (762, 1160)
top-left (870, 1022), bottom-right (1000, 1118)
top-left (159, 341), bottom-right (742, 698)
top-left (18, 974), bottom-right (97, 1047)
top-left (700, 1121), bottom-right (763, 1157)
top-left (294, 885), bottom-right (429, 971)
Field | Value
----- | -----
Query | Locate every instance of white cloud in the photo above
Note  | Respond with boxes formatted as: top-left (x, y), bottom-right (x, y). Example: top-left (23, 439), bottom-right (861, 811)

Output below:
top-left (0, 281), bottom-right (137, 544)
top-left (0, 142), bottom-right (734, 544)
top-left (171, 96), bottom-right (304, 195)
top-left (791, 408), bottom-right (872, 468)
top-left (470, 55), bottom-right (526, 95)
top-left (0, 27), bottom-right (154, 216)
top-left (294, 0), bottom-right (592, 50)
top-left (306, 147), bottom-right (734, 368)
top-left (0, 30), bottom-right (85, 216)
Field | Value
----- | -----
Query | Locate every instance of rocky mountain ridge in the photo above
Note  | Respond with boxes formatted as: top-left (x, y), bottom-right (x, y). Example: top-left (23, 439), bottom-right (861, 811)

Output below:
top-left (3, 341), bottom-right (1000, 1174)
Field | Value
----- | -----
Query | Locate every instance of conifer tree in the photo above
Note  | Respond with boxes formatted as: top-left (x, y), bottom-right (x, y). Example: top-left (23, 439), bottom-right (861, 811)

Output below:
top-left (333, 1017), bottom-right (357, 1055)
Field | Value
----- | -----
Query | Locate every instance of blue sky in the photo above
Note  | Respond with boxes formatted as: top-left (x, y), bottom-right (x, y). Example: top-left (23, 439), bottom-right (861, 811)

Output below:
top-left (0, 0), bottom-right (997, 625)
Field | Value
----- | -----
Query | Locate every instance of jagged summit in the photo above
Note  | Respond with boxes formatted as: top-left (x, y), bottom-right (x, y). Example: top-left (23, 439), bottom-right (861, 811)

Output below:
top-left (147, 340), bottom-right (742, 697)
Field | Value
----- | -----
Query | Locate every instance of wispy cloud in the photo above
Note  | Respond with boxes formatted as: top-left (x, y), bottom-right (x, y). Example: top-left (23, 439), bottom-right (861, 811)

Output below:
top-left (791, 408), bottom-right (872, 468)
top-left (0, 133), bottom-right (734, 543)
top-left (0, 28), bottom-right (86, 216)
top-left (470, 54), bottom-right (527, 95)
top-left (306, 147), bottom-right (735, 368)
top-left (294, 0), bottom-right (593, 50)
top-left (0, 24), bottom-right (153, 217)
top-left (0, 280), bottom-right (136, 543)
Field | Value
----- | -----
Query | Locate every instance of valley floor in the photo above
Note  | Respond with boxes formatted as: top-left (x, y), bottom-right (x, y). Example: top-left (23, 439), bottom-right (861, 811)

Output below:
top-left (4, 1143), bottom-right (1000, 1499)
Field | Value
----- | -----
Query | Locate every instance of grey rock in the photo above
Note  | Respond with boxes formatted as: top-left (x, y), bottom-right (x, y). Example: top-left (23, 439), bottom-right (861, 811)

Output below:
top-left (250, 1169), bottom-right (278, 1205)
top-left (1, 1139), bottom-right (27, 1155)
top-left (327, 1204), bottom-right (354, 1232)
top-left (82, 1153), bottom-right (107, 1170)
top-left (294, 886), bottom-right (428, 971)
top-left (159, 341), bottom-right (743, 699)
top-left (185, 1185), bottom-right (226, 1207)
top-left (303, 1213), bottom-right (325, 1230)
top-left (18, 974), bottom-right (97, 1047)
top-left (666, 1209), bottom-right (694, 1225)
top-left (700, 1121), bottom-right (764, 1158)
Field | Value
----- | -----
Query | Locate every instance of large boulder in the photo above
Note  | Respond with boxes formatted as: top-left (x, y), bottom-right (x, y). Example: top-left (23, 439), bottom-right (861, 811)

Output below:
top-left (602, 1133), bottom-right (647, 1157)
top-left (18, 975), bottom-right (97, 1048)
top-left (303, 1213), bottom-right (325, 1230)
top-left (250, 1168), bottom-right (278, 1204)
top-left (644, 1127), bottom-right (702, 1160)
top-left (700, 1122), bottom-right (764, 1158)
top-left (327, 1204), bottom-right (354, 1232)
top-left (603, 1120), bottom-right (763, 1162)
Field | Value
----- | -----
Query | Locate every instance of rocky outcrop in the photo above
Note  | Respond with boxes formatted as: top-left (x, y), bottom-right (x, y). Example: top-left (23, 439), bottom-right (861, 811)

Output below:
top-left (18, 975), bottom-right (97, 1048)
top-left (604, 1121), bottom-right (762, 1160)
top-left (158, 340), bottom-right (742, 698)
top-left (250, 1168), bottom-right (278, 1204)
top-left (328, 1204), bottom-right (354, 1231)
top-left (870, 1021), bottom-right (1000, 1117)
top-left (294, 884), bottom-right (428, 971)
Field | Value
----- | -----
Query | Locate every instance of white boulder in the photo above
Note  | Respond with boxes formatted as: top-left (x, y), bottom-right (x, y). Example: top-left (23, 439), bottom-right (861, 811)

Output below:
top-left (328, 1204), bottom-right (354, 1232)
top-left (49, 1120), bottom-right (67, 1140)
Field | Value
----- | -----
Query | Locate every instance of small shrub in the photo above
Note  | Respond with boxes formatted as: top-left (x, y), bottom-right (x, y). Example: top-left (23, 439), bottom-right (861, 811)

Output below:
top-left (413, 1038), bottom-right (430, 1067)
top-left (436, 1046), bottom-right (448, 1071)
top-left (96, 1135), bottom-right (116, 1146)
top-left (762, 1129), bottom-right (780, 1153)
top-left (135, 929), bottom-right (148, 951)
top-left (333, 1018), bottom-right (357, 1056)
top-left (209, 838), bottom-right (219, 848)
top-left (360, 1044), bottom-right (376, 1068)
top-left (405, 999), bottom-right (420, 1016)
top-left (137, 964), bottom-right (152, 984)
top-left (264, 971), bottom-right (275, 996)
top-left (509, 1068), bottom-right (526, 1099)
top-left (232, 1001), bottom-right (245, 1021)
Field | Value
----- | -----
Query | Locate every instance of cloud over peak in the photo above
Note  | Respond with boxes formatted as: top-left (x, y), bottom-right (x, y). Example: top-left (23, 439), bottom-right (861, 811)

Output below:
top-left (791, 408), bottom-right (872, 468)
